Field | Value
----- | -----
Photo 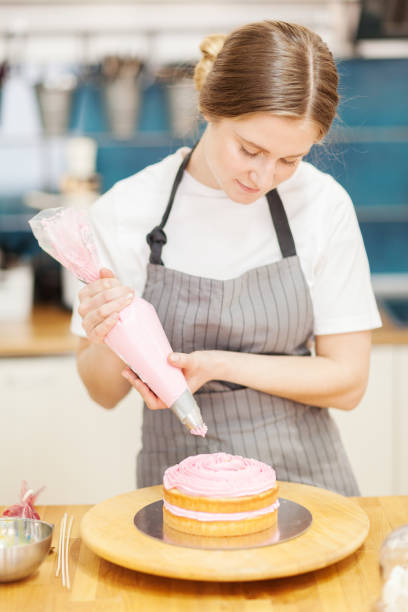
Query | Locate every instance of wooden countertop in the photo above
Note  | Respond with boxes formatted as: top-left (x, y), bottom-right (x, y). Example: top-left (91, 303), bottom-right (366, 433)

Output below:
top-left (373, 308), bottom-right (408, 344)
top-left (0, 304), bottom-right (407, 358)
top-left (1, 495), bottom-right (407, 611)
top-left (0, 304), bottom-right (78, 357)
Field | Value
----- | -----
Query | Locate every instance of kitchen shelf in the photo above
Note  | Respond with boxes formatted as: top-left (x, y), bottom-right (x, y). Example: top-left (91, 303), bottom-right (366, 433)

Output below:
top-left (0, 132), bottom-right (194, 147)
top-left (326, 126), bottom-right (408, 143)
top-left (2, 126), bottom-right (408, 148)
top-left (356, 205), bottom-right (408, 222)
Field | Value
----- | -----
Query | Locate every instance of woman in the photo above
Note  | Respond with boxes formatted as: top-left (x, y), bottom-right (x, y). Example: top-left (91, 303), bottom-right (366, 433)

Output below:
top-left (71, 20), bottom-right (381, 495)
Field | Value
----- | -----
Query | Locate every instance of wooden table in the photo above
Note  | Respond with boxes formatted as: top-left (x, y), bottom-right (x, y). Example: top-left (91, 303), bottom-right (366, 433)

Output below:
top-left (0, 304), bottom-right (77, 357)
top-left (1, 496), bottom-right (407, 611)
top-left (0, 304), bottom-right (407, 359)
top-left (373, 307), bottom-right (408, 345)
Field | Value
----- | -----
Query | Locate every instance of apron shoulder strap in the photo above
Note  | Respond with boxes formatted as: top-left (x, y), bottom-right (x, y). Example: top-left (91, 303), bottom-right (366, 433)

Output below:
top-left (146, 146), bottom-right (196, 265)
top-left (266, 189), bottom-right (297, 258)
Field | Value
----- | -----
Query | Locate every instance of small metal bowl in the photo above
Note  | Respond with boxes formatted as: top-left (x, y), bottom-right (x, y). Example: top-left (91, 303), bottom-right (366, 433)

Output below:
top-left (0, 518), bottom-right (53, 582)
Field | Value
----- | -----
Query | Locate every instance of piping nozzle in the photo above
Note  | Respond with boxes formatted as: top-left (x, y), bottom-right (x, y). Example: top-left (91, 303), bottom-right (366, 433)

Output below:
top-left (170, 388), bottom-right (207, 435)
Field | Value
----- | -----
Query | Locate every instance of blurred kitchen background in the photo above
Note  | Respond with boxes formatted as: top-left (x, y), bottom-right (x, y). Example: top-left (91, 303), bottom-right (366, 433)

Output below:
top-left (1, 0), bottom-right (408, 504)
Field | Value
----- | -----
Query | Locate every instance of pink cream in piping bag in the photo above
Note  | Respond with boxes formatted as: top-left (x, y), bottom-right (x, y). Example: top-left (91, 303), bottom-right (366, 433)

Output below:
top-left (28, 207), bottom-right (207, 436)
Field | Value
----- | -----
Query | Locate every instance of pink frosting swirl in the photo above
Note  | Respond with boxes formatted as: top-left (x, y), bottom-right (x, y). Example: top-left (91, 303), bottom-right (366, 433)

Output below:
top-left (163, 452), bottom-right (277, 497)
top-left (190, 424), bottom-right (208, 437)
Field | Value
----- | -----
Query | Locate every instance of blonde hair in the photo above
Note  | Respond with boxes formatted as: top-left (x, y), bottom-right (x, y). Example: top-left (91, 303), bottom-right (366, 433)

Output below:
top-left (193, 21), bottom-right (339, 138)
top-left (194, 34), bottom-right (227, 91)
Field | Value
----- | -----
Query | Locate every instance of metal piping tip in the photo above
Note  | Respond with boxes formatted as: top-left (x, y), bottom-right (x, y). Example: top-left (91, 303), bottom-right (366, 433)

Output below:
top-left (170, 388), bottom-right (206, 434)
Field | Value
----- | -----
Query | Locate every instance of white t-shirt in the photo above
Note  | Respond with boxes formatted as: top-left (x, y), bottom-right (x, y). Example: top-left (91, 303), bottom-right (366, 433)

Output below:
top-left (70, 147), bottom-right (382, 337)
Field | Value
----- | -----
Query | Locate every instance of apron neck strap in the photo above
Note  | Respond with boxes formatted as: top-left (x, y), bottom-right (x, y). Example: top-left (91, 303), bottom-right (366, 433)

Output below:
top-left (146, 144), bottom-right (196, 265)
top-left (266, 189), bottom-right (297, 258)
top-left (146, 144), bottom-right (297, 265)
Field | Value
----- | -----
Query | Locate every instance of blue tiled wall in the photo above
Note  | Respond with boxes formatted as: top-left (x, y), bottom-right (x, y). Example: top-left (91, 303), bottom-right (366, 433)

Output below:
top-left (336, 58), bottom-right (408, 127)
top-left (307, 141), bottom-right (408, 207)
top-left (97, 144), bottom-right (178, 193)
top-left (359, 222), bottom-right (408, 274)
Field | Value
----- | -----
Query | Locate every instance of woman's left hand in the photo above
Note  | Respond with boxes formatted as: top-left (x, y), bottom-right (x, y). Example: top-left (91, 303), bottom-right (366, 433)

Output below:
top-left (121, 351), bottom-right (217, 410)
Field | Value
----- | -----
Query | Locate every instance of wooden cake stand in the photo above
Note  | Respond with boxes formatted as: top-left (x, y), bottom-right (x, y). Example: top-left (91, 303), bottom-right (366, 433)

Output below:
top-left (80, 481), bottom-right (369, 582)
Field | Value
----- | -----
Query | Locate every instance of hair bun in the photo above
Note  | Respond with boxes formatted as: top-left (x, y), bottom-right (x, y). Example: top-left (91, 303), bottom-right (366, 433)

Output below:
top-left (194, 33), bottom-right (227, 91)
top-left (200, 33), bottom-right (227, 61)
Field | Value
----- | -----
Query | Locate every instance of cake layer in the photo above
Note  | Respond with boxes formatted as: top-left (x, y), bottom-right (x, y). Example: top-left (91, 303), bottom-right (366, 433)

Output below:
top-left (163, 505), bottom-right (278, 536)
top-left (163, 484), bottom-right (279, 513)
top-left (163, 522), bottom-right (281, 548)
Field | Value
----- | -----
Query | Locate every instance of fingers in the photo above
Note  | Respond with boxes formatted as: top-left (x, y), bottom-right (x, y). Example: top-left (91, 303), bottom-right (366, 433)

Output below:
top-left (99, 267), bottom-right (115, 278)
top-left (79, 275), bottom-right (121, 300)
top-left (87, 311), bottom-right (121, 343)
top-left (81, 292), bottom-right (134, 342)
top-left (168, 352), bottom-right (188, 367)
top-left (121, 368), bottom-right (167, 410)
top-left (77, 269), bottom-right (135, 343)
top-left (80, 288), bottom-right (133, 326)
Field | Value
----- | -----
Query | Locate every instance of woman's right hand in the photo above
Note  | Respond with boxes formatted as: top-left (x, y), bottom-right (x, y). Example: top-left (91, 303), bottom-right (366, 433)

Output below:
top-left (77, 267), bottom-right (134, 344)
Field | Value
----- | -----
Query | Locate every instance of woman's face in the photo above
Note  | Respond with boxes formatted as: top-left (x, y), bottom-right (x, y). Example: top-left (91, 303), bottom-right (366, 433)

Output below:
top-left (200, 113), bottom-right (320, 204)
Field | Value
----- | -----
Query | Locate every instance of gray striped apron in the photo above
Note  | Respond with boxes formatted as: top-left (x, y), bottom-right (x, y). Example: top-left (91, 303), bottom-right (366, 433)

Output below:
top-left (137, 148), bottom-right (360, 496)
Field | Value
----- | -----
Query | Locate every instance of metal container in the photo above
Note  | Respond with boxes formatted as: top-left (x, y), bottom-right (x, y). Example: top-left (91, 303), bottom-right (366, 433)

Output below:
top-left (167, 76), bottom-right (198, 138)
top-left (102, 56), bottom-right (143, 140)
top-left (35, 74), bottom-right (77, 136)
top-left (157, 64), bottom-right (199, 138)
top-left (104, 75), bottom-right (142, 139)
top-left (0, 518), bottom-right (53, 582)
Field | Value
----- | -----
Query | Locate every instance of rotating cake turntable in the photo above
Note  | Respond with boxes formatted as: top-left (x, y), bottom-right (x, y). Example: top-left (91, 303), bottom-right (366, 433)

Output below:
top-left (80, 481), bottom-right (370, 582)
top-left (134, 498), bottom-right (312, 550)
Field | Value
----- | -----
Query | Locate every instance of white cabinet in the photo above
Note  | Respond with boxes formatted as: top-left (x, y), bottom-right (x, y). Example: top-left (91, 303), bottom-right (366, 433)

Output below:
top-left (0, 355), bottom-right (143, 505)
top-left (392, 347), bottom-right (408, 495)
top-left (331, 345), bottom-right (408, 497)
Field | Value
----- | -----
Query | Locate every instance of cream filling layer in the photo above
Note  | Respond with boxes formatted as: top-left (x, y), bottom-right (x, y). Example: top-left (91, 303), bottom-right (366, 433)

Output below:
top-left (164, 499), bottom-right (280, 522)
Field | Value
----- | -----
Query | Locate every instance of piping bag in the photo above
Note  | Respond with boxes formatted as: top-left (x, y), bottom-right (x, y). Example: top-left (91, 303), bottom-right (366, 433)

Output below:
top-left (28, 207), bottom-right (207, 436)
